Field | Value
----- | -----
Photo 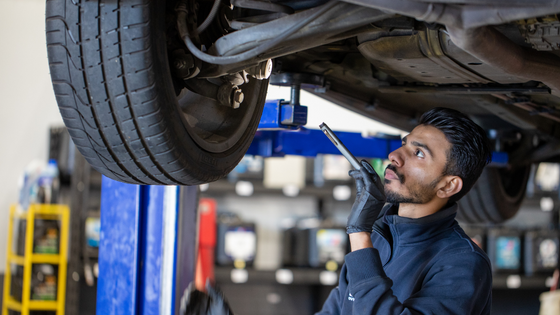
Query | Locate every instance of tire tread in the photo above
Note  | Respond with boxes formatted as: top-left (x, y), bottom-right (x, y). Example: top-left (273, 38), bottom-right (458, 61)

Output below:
top-left (47, 0), bottom-right (268, 185)
top-left (47, 0), bottom-right (187, 184)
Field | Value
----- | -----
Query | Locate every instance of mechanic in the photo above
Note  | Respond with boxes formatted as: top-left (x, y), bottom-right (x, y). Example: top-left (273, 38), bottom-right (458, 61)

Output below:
top-left (181, 107), bottom-right (493, 315)
top-left (316, 107), bottom-right (493, 315)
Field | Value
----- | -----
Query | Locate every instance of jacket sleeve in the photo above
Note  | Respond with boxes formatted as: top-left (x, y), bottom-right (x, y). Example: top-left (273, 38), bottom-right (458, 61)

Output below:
top-left (344, 248), bottom-right (492, 315)
top-left (315, 286), bottom-right (342, 315)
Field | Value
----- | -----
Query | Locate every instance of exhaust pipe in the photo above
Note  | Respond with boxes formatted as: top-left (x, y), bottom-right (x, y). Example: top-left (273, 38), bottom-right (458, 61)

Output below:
top-left (446, 26), bottom-right (560, 97)
top-left (341, 0), bottom-right (560, 95)
top-left (341, 0), bottom-right (560, 29)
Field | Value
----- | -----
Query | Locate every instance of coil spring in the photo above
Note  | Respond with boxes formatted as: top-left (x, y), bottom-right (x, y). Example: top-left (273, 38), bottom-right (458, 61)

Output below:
top-left (230, 0), bottom-right (294, 30)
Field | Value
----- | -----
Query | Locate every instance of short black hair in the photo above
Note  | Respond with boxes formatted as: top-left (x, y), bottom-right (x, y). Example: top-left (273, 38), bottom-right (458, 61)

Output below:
top-left (419, 107), bottom-right (492, 202)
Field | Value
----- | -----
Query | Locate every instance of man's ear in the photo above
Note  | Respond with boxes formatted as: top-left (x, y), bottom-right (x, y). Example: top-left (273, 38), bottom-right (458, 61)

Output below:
top-left (437, 176), bottom-right (463, 199)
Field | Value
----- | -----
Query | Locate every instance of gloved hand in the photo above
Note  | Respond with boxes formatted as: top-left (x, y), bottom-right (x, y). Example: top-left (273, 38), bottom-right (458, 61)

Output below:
top-left (347, 160), bottom-right (386, 234)
top-left (180, 280), bottom-right (234, 315)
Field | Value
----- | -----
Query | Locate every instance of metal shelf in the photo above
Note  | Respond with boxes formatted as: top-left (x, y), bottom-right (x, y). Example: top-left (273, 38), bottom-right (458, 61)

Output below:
top-left (492, 274), bottom-right (553, 290)
top-left (202, 179), bottom-right (354, 199)
top-left (2, 204), bottom-right (69, 315)
top-left (8, 254), bottom-right (62, 265)
top-left (215, 267), bottom-right (340, 286)
top-left (4, 296), bottom-right (59, 311)
top-left (216, 267), bottom-right (554, 290)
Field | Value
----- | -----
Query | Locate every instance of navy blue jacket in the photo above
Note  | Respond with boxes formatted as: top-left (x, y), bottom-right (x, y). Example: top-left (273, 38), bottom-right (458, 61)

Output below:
top-left (317, 203), bottom-right (492, 315)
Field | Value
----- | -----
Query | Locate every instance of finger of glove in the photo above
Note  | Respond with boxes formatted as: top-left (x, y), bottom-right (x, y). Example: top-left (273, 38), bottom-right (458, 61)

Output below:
top-left (359, 167), bottom-right (385, 201)
top-left (359, 161), bottom-right (385, 192)
top-left (374, 173), bottom-right (385, 194)
top-left (349, 170), bottom-right (365, 193)
top-left (359, 166), bottom-right (379, 187)
top-left (360, 160), bottom-right (376, 174)
top-left (348, 163), bottom-right (384, 234)
top-left (359, 161), bottom-right (381, 185)
top-left (348, 169), bottom-right (362, 179)
top-left (347, 190), bottom-right (380, 233)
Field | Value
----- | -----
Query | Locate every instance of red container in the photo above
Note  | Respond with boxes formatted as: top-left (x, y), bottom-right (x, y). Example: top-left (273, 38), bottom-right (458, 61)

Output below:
top-left (196, 198), bottom-right (217, 291)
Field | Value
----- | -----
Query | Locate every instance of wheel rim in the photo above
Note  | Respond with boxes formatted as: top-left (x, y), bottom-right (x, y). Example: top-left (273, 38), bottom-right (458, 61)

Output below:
top-left (177, 78), bottom-right (262, 154)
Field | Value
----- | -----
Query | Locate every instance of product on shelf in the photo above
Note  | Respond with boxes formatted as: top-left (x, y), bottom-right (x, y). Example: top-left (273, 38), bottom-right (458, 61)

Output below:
top-left (487, 229), bottom-right (523, 274)
top-left (85, 217), bottom-right (101, 247)
top-left (216, 212), bottom-right (257, 267)
top-left (282, 218), bottom-right (348, 269)
top-left (10, 264), bottom-right (58, 302)
top-left (18, 159), bottom-right (60, 211)
top-left (524, 230), bottom-right (559, 276)
top-left (16, 220), bottom-right (60, 256)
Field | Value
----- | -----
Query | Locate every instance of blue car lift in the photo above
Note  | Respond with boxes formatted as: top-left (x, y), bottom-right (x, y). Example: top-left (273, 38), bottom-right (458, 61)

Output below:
top-left (97, 183), bottom-right (199, 315)
top-left (248, 99), bottom-right (508, 165)
top-left (97, 98), bottom-right (508, 315)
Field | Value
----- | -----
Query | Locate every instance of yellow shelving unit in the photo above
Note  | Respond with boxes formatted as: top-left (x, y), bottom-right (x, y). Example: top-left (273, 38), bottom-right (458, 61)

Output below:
top-left (2, 204), bottom-right (69, 315)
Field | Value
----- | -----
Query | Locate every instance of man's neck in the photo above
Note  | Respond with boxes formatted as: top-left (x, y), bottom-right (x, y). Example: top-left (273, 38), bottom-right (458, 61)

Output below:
top-left (397, 198), bottom-right (448, 219)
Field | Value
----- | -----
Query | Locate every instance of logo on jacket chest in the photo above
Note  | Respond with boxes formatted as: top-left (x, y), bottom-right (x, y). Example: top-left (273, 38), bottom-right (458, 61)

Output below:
top-left (348, 293), bottom-right (355, 301)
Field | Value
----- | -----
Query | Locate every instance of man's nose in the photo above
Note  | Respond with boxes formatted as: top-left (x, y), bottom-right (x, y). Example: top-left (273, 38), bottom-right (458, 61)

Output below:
top-left (388, 148), bottom-right (403, 167)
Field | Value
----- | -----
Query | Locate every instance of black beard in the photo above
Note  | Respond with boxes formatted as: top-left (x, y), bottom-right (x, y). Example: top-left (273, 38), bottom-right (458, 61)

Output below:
top-left (384, 175), bottom-right (442, 205)
top-left (385, 189), bottom-right (423, 204)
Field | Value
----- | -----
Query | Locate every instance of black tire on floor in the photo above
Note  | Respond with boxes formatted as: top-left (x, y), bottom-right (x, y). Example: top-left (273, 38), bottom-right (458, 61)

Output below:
top-left (46, 0), bottom-right (268, 185)
top-left (457, 166), bottom-right (531, 224)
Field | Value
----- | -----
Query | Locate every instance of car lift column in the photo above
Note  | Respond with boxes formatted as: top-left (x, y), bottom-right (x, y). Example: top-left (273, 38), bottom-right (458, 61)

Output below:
top-left (96, 178), bottom-right (198, 315)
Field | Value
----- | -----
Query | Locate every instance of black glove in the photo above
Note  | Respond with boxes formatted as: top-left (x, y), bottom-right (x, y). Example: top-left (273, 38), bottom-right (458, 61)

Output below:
top-left (180, 281), bottom-right (234, 315)
top-left (347, 160), bottom-right (386, 234)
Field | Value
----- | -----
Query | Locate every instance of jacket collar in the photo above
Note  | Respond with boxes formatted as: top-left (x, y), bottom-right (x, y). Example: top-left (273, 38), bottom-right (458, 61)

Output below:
top-left (381, 202), bottom-right (458, 245)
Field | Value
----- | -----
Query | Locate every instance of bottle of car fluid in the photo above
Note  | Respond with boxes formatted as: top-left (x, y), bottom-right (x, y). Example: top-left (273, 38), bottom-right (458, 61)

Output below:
top-left (18, 160), bottom-right (45, 211)
top-left (19, 159), bottom-right (60, 210)
top-left (37, 159), bottom-right (60, 204)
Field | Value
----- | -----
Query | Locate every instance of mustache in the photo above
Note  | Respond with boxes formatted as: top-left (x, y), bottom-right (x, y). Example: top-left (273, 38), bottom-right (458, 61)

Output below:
top-left (385, 164), bottom-right (404, 183)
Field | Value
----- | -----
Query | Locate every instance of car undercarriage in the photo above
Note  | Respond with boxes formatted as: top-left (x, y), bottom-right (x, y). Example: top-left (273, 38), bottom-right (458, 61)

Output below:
top-left (46, 0), bottom-right (560, 222)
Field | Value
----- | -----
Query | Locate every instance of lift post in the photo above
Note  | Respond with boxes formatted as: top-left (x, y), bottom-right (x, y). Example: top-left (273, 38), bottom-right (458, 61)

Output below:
top-left (97, 178), bottom-right (198, 315)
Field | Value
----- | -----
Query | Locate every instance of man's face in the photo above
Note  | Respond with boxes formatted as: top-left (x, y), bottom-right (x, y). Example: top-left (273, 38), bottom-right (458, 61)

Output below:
top-left (384, 125), bottom-right (452, 204)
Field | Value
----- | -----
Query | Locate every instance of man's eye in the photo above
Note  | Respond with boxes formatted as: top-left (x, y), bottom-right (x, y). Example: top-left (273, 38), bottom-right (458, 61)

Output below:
top-left (415, 149), bottom-right (425, 158)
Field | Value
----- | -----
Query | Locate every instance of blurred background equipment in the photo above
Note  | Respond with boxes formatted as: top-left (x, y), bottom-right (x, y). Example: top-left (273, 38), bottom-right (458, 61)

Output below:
top-left (2, 204), bottom-right (69, 315)
top-left (195, 199), bottom-right (218, 291)
top-left (216, 213), bottom-right (257, 268)
top-left (488, 229), bottom-right (523, 274)
top-left (524, 231), bottom-right (559, 277)
top-left (282, 218), bottom-right (347, 269)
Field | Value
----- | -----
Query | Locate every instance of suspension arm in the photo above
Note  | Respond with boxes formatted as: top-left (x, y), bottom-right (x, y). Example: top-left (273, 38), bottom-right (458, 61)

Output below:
top-left (197, 2), bottom-right (392, 77)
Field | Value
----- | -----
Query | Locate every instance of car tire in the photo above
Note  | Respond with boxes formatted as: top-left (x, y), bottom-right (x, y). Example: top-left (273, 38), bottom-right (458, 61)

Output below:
top-left (46, 0), bottom-right (268, 185)
top-left (457, 166), bottom-right (531, 224)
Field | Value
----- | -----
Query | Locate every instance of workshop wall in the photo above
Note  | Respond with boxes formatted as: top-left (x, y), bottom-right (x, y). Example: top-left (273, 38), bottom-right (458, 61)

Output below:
top-left (0, 0), bottom-right (63, 273)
